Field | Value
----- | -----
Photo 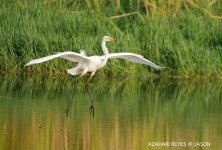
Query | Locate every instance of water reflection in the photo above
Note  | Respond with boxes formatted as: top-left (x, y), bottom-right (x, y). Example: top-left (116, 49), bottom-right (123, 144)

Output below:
top-left (0, 75), bottom-right (222, 150)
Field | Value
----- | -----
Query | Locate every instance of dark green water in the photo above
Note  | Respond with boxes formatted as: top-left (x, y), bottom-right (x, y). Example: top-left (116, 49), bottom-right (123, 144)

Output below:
top-left (0, 76), bottom-right (222, 150)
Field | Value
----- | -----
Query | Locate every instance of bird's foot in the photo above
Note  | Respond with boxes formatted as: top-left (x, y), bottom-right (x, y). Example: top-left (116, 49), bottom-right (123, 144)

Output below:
top-left (89, 105), bottom-right (94, 117)
top-left (64, 107), bottom-right (70, 117)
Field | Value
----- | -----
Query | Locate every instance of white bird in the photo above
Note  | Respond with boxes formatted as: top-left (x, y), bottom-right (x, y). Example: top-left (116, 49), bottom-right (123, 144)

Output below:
top-left (25, 36), bottom-right (164, 81)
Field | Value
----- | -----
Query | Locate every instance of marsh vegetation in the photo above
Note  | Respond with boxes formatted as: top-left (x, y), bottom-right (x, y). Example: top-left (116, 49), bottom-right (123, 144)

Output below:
top-left (0, 0), bottom-right (222, 78)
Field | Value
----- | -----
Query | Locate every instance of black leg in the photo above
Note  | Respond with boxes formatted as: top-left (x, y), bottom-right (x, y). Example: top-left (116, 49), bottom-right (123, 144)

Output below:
top-left (64, 80), bottom-right (76, 117)
top-left (86, 84), bottom-right (95, 117)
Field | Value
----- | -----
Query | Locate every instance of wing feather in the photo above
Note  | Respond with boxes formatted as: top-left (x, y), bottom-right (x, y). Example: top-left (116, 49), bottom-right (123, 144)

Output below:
top-left (25, 51), bottom-right (89, 66)
top-left (103, 53), bottom-right (164, 70)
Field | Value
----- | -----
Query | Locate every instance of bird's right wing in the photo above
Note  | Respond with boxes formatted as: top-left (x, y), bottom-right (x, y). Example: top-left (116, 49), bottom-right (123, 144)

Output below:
top-left (25, 51), bottom-right (89, 66)
top-left (105, 53), bottom-right (164, 70)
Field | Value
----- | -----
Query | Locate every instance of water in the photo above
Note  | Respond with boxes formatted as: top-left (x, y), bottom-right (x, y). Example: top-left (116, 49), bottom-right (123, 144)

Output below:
top-left (0, 76), bottom-right (222, 150)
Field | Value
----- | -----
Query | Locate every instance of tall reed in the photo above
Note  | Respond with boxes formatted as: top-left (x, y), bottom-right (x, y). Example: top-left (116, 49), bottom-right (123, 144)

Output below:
top-left (0, 0), bottom-right (222, 78)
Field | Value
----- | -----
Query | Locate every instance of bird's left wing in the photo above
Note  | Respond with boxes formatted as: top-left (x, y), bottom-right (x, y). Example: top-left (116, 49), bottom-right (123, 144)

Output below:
top-left (80, 50), bottom-right (88, 56)
top-left (25, 51), bottom-right (89, 66)
top-left (102, 53), bottom-right (164, 70)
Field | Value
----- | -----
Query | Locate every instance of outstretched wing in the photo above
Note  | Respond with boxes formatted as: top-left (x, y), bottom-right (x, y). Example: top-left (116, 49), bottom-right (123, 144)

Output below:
top-left (102, 52), bottom-right (164, 70)
top-left (80, 50), bottom-right (88, 56)
top-left (25, 51), bottom-right (89, 66)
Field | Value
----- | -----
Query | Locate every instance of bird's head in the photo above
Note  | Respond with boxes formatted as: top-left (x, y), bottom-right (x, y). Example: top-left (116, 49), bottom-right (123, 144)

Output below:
top-left (103, 36), bottom-right (115, 42)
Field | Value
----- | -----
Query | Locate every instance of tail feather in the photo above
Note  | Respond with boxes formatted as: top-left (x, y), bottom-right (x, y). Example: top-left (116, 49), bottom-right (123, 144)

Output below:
top-left (67, 67), bottom-right (80, 76)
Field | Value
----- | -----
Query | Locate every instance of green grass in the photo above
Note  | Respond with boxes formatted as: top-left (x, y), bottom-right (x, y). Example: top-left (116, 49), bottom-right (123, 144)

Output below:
top-left (0, 0), bottom-right (222, 78)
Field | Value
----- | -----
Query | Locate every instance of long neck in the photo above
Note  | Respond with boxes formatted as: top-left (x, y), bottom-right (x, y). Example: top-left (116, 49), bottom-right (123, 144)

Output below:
top-left (100, 40), bottom-right (109, 67)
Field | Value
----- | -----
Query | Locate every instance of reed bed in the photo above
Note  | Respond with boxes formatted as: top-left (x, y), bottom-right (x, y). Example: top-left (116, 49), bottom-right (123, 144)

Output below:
top-left (0, 0), bottom-right (222, 78)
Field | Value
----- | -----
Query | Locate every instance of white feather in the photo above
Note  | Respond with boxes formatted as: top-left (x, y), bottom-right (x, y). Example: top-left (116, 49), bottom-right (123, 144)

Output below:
top-left (25, 51), bottom-right (89, 66)
top-left (25, 36), bottom-right (164, 79)
top-left (101, 52), bottom-right (164, 70)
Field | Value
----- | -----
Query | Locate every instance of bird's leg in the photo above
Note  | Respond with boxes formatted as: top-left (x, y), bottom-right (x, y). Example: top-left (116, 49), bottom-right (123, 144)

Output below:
top-left (87, 71), bottom-right (96, 83)
top-left (78, 74), bottom-right (84, 80)
top-left (64, 79), bottom-right (77, 117)
top-left (86, 83), bottom-right (94, 117)
top-left (79, 68), bottom-right (88, 80)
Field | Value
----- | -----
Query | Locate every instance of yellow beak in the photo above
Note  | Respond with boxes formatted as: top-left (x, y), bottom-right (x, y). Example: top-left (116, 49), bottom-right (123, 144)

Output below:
top-left (108, 36), bottom-right (116, 42)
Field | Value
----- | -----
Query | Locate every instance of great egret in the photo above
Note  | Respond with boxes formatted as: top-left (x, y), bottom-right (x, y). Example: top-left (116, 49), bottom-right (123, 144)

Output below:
top-left (25, 36), bottom-right (164, 117)
top-left (25, 36), bottom-right (164, 80)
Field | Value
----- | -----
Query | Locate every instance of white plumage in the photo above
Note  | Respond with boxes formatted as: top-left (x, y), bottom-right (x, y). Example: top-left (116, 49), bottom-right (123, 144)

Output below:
top-left (25, 36), bottom-right (164, 80)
